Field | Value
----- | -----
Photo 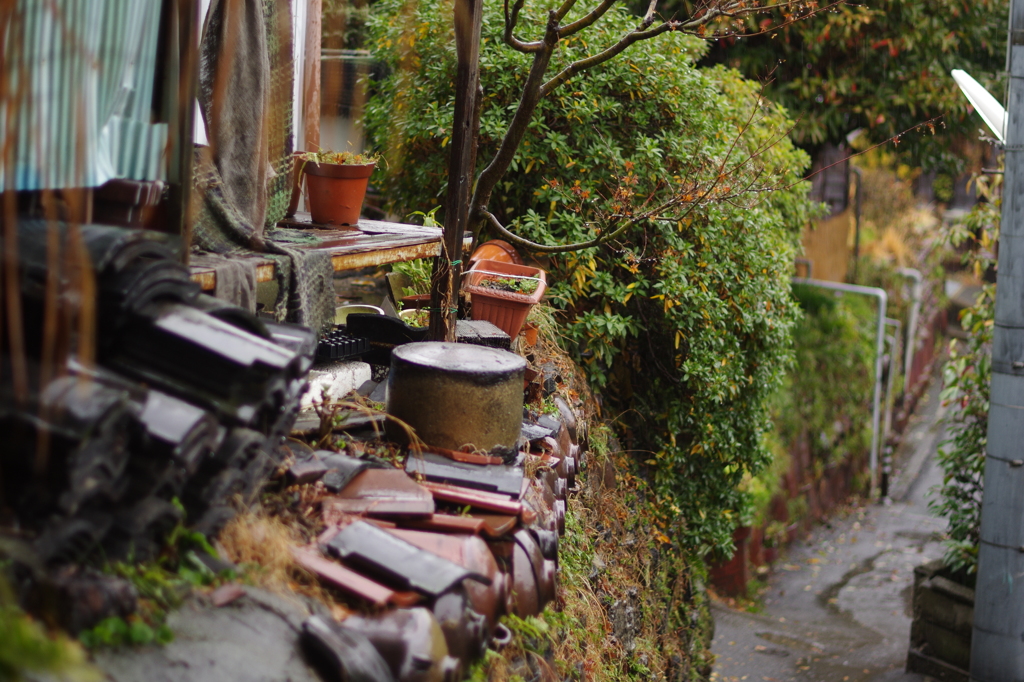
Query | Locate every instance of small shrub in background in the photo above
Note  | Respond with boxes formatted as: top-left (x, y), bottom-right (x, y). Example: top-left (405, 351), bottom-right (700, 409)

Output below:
top-left (774, 284), bottom-right (877, 471)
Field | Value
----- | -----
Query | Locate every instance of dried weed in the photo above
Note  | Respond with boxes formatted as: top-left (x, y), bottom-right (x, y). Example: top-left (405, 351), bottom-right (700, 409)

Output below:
top-left (218, 510), bottom-right (335, 608)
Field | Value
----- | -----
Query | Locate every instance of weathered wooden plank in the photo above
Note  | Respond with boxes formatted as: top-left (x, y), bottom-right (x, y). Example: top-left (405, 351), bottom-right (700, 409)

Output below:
top-left (189, 233), bottom-right (471, 291)
top-left (329, 240), bottom-right (442, 272)
top-left (167, 0), bottom-right (200, 258)
top-left (190, 208), bottom-right (471, 291)
top-left (190, 268), bottom-right (217, 291)
top-left (277, 212), bottom-right (442, 238)
top-left (256, 262), bottom-right (276, 282)
top-left (310, 235), bottom-right (438, 251)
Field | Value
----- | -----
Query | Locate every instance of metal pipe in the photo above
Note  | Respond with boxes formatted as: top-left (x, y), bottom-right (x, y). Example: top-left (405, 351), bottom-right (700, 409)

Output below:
top-left (850, 166), bottom-right (864, 282)
top-left (881, 441), bottom-right (894, 503)
top-left (880, 320), bottom-right (901, 500)
top-left (793, 278), bottom-right (887, 497)
top-left (883, 319), bottom-right (902, 442)
top-left (896, 267), bottom-right (923, 398)
top-left (971, 0), bottom-right (1024, 673)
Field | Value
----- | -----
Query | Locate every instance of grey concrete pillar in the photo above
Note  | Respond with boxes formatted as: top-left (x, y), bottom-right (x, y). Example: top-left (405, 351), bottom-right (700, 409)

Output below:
top-left (971, 2), bottom-right (1024, 679)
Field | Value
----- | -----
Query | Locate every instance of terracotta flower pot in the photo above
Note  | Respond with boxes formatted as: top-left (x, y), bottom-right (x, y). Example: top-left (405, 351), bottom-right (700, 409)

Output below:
top-left (302, 160), bottom-right (376, 226)
top-left (400, 293), bottom-right (432, 310)
top-left (469, 239), bottom-right (524, 266)
top-left (464, 259), bottom-right (546, 339)
top-left (522, 322), bottom-right (539, 346)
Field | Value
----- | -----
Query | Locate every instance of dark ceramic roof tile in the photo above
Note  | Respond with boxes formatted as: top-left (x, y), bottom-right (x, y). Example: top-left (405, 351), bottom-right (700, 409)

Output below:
top-left (324, 469), bottom-right (434, 518)
top-left (323, 521), bottom-right (489, 596)
top-left (400, 514), bottom-right (487, 535)
top-left (404, 452), bottom-right (523, 498)
top-left (419, 481), bottom-right (523, 517)
top-left (286, 459), bottom-right (329, 485)
top-left (292, 547), bottom-right (419, 607)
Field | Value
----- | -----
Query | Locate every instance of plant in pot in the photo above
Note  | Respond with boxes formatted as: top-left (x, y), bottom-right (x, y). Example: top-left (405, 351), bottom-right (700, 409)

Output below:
top-left (399, 307), bottom-right (431, 328)
top-left (464, 259), bottom-right (546, 338)
top-left (298, 150), bottom-right (379, 226)
top-left (390, 256), bottom-right (433, 311)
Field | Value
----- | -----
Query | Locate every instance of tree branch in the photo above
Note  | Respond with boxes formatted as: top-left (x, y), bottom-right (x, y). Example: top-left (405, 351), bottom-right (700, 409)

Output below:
top-left (680, 0), bottom-right (849, 39)
top-left (473, 0), bottom-right (850, 244)
top-left (558, 0), bottom-right (619, 39)
top-left (478, 94), bottom-right (798, 256)
top-left (553, 0), bottom-right (580, 22)
top-left (471, 13), bottom-right (561, 235)
top-left (504, 0), bottom-right (524, 34)
top-left (503, 0), bottom-right (545, 53)
top-left (643, 0), bottom-right (659, 24)
top-left (545, 0), bottom-right (850, 96)
top-left (652, 86), bottom-right (789, 224)
top-left (480, 209), bottom-right (636, 253)
top-left (541, 21), bottom-right (675, 97)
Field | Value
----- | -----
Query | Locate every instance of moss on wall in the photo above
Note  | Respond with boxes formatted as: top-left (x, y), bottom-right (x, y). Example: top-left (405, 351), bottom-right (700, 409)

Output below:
top-left (472, 423), bottom-right (715, 681)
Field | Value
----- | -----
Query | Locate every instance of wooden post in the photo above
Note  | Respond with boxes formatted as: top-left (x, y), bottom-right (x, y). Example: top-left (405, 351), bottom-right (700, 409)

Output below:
top-left (428, 0), bottom-right (483, 342)
top-left (303, 0), bottom-right (322, 152)
top-left (165, 0), bottom-right (200, 259)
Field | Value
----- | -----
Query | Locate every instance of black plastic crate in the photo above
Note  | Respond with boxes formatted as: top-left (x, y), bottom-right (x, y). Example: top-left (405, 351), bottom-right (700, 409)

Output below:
top-left (316, 328), bottom-right (370, 363)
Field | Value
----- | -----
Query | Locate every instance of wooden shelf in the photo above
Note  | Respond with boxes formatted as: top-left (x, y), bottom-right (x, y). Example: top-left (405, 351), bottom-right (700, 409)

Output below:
top-left (190, 213), bottom-right (471, 291)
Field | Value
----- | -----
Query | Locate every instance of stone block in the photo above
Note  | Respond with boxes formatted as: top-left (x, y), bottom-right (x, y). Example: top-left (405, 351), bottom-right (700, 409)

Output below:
top-left (906, 647), bottom-right (969, 682)
top-left (95, 587), bottom-right (322, 682)
top-left (917, 577), bottom-right (974, 638)
top-left (930, 575), bottom-right (975, 605)
top-left (456, 319), bottom-right (511, 350)
top-left (916, 620), bottom-right (971, 671)
top-left (913, 558), bottom-right (948, 589)
top-left (301, 361), bottom-right (372, 408)
top-left (909, 563), bottom-right (975, 673)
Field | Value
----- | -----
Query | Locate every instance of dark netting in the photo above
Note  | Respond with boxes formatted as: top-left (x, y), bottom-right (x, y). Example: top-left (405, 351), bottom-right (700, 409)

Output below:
top-left (263, 0), bottom-right (295, 230)
top-left (191, 0), bottom-right (333, 335)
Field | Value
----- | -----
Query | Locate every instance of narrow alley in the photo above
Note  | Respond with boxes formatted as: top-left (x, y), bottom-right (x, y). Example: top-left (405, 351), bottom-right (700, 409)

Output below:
top-left (711, 381), bottom-right (949, 682)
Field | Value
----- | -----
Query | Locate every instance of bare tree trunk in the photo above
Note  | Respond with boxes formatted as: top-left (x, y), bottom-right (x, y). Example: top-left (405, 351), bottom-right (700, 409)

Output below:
top-left (428, 0), bottom-right (484, 342)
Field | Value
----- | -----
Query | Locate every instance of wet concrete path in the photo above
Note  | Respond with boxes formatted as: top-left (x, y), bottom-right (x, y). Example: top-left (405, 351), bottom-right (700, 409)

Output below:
top-left (711, 380), bottom-right (948, 682)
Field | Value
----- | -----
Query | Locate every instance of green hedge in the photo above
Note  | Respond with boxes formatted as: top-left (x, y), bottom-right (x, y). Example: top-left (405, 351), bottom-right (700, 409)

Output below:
top-left (365, 0), bottom-right (814, 556)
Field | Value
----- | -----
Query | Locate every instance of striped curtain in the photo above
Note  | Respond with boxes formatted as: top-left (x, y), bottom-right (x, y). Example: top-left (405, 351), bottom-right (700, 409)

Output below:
top-left (0, 0), bottom-right (167, 191)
